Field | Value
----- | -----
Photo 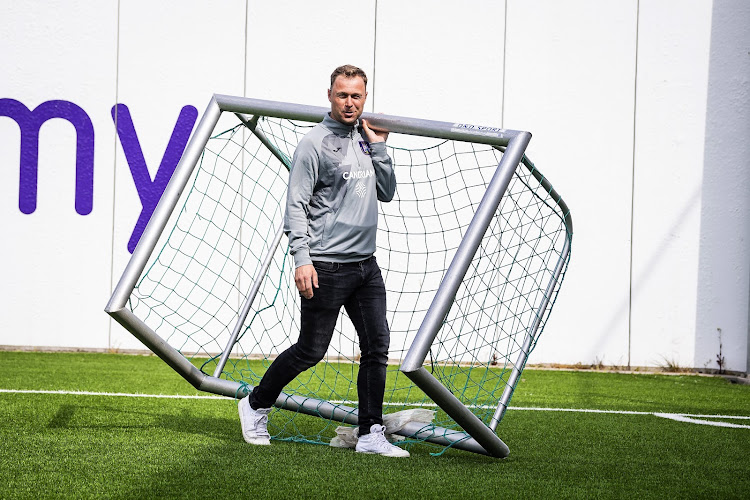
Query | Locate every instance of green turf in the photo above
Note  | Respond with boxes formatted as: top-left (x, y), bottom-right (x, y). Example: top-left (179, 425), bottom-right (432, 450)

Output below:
top-left (1, 351), bottom-right (748, 499)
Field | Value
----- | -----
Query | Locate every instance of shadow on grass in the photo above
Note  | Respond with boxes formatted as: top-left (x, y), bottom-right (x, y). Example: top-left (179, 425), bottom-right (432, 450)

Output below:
top-left (45, 400), bottom-right (239, 443)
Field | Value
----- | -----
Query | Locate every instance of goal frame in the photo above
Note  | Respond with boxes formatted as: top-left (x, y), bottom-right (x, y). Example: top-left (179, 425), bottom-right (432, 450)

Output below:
top-left (105, 94), bottom-right (572, 458)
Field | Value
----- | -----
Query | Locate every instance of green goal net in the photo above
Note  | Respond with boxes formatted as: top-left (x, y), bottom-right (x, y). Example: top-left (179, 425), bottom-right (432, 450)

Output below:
top-left (109, 97), bottom-right (572, 457)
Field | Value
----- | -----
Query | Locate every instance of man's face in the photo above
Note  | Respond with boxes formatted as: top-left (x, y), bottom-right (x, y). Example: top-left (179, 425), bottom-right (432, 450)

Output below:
top-left (328, 76), bottom-right (367, 126)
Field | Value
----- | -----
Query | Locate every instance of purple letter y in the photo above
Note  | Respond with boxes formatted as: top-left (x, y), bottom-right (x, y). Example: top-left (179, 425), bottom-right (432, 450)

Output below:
top-left (112, 104), bottom-right (198, 253)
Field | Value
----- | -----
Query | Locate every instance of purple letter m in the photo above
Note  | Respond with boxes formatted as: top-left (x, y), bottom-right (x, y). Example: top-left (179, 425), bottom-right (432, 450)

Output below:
top-left (0, 99), bottom-right (94, 215)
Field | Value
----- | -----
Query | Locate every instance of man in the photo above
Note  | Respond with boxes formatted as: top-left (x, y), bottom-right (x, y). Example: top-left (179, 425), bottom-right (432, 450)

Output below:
top-left (238, 65), bottom-right (408, 458)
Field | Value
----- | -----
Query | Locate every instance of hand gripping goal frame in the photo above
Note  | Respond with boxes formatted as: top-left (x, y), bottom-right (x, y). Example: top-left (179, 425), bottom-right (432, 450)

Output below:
top-left (105, 95), bottom-right (573, 458)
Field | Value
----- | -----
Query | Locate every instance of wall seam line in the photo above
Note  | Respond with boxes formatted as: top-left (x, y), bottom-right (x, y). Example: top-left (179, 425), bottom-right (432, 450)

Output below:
top-left (107, 0), bottom-right (123, 350)
top-left (627, 0), bottom-right (641, 370)
top-left (371, 0), bottom-right (378, 113)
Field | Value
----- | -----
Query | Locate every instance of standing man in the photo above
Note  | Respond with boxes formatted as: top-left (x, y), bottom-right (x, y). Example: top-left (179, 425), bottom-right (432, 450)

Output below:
top-left (238, 65), bottom-right (408, 458)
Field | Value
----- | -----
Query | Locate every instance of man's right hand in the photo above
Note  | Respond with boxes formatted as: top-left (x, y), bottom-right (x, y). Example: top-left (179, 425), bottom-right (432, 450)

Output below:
top-left (295, 264), bottom-right (319, 299)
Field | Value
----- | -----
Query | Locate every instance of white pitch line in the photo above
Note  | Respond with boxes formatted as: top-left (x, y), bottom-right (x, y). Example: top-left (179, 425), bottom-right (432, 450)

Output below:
top-left (2, 389), bottom-right (748, 429)
top-left (0, 389), bottom-right (225, 399)
top-left (652, 413), bottom-right (750, 429)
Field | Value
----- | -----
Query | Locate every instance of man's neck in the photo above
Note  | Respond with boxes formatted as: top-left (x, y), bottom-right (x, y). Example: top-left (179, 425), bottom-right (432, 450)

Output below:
top-left (324, 113), bottom-right (358, 133)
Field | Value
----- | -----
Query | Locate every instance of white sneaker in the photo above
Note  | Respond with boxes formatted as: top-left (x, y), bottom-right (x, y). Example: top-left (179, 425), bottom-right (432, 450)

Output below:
top-left (355, 424), bottom-right (410, 457)
top-left (238, 396), bottom-right (271, 445)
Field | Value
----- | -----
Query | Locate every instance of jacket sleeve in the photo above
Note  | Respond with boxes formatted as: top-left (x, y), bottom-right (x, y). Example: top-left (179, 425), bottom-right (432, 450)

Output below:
top-left (284, 137), bottom-right (318, 268)
top-left (370, 141), bottom-right (396, 202)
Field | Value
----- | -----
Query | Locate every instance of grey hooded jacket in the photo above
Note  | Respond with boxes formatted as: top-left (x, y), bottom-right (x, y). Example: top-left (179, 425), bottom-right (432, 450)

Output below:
top-left (284, 114), bottom-right (396, 268)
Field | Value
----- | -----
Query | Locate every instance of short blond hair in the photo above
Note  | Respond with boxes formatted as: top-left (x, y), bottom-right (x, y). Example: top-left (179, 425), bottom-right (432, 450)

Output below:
top-left (330, 64), bottom-right (368, 89)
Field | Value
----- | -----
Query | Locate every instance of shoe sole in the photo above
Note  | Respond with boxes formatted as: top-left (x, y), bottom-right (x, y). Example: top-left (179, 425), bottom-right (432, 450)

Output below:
top-left (355, 449), bottom-right (410, 458)
top-left (238, 398), bottom-right (271, 446)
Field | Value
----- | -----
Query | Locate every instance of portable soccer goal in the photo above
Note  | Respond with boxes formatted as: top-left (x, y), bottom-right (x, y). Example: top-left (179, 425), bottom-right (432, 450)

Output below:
top-left (106, 95), bottom-right (572, 458)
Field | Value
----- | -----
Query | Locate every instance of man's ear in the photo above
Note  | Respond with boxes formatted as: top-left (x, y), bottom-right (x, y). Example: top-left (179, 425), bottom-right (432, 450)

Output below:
top-left (327, 88), bottom-right (332, 102)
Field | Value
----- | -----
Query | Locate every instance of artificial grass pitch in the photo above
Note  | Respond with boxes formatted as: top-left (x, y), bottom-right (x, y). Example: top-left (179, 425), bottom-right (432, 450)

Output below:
top-left (0, 351), bottom-right (748, 499)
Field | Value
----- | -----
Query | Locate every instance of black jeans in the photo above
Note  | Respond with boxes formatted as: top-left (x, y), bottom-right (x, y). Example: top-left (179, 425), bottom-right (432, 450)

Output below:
top-left (249, 256), bottom-right (390, 434)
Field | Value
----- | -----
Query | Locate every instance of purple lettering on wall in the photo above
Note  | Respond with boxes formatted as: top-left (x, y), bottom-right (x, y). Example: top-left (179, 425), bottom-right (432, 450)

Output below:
top-left (0, 99), bottom-right (94, 215)
top-left (112, 104), bottom-right (198, 253)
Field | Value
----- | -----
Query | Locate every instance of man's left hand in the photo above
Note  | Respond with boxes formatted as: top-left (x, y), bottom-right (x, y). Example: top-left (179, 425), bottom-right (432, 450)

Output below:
top-left (361, 119), bottom-right (388, 143)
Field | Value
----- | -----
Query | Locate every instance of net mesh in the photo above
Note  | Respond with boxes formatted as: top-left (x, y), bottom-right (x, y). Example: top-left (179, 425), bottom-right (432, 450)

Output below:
top-left (127, 114), bottom-right (572, 451)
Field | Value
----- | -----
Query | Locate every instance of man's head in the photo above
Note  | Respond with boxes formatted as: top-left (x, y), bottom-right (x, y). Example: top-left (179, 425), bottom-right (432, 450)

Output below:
top-left (328, 64), bottom-right (368, 126)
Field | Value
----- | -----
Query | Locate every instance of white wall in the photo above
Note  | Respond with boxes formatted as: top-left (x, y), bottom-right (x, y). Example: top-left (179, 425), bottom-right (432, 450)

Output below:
top-left (1, 0), bottom-right (747, 373)
top-left (695, 0), bottom-right (750, 373)
top-left (629, 0), bottom-right (712, 368)
top-left (0, 1), bottom-right (117, 348)
top-left (503, 0), bottom-right (639, 367)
